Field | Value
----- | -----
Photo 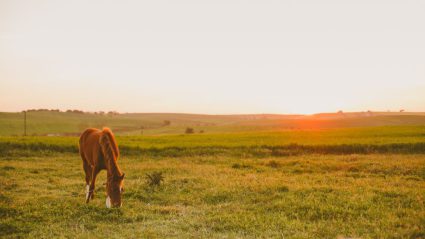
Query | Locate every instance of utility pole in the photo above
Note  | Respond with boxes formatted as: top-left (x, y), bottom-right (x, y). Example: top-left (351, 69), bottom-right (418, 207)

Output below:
top-left (24, 111), bottom-right (27, 136)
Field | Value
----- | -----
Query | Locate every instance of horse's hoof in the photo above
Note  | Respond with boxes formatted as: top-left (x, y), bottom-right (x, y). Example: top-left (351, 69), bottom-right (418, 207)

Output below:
top-left (106, 196), bottom-right (111, 208)
top-left (85, 185), bottom-right (90, 201)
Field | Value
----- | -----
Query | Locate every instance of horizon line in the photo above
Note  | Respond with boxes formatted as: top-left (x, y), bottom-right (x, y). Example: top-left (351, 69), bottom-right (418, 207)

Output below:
top-left (1, 109), bottom-right (424, 116)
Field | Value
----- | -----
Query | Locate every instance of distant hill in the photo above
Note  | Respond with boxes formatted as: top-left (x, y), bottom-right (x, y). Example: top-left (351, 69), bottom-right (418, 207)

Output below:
top-left (310, 111), bottom-right (425, 119)
top-left (0, 110), bottom-right (425, 136)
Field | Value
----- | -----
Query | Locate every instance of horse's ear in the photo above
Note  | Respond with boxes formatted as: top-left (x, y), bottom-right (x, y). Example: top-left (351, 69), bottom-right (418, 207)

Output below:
top-left (120, 173), bottom-right (125, 180)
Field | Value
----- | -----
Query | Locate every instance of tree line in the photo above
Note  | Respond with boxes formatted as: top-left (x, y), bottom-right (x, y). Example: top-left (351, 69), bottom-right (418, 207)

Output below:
top-left (24, 109), bottom-right (120, 115)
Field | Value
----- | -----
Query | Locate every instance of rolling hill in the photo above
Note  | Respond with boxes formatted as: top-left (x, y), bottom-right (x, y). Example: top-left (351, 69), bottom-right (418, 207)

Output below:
top-left (0, 110), bottom-right (425, 136)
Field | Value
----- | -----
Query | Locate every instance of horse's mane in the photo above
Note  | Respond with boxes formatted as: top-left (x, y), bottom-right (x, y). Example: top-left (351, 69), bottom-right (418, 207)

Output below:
top-left (100, 127), bottom-right (119, 158)
top-left (99, 128), bottom-right (121, 177)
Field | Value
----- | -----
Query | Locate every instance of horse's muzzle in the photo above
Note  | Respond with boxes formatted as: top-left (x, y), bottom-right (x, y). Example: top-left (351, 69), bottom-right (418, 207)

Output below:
top-left (106, 196), bottom-right (122, 208)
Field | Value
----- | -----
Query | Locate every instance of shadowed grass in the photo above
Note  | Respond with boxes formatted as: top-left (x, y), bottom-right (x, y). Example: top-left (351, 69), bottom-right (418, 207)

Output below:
top-left (2, 140), bottom-right (425, 158)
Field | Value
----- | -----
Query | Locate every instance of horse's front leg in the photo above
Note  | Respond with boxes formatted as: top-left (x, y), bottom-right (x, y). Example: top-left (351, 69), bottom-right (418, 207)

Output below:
top-left (86, 166), bottom-right (100, 203)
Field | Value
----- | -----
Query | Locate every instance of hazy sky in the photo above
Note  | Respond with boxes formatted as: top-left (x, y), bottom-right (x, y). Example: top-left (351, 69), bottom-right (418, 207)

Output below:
top-left (1, 0), bottom-right (424, 114)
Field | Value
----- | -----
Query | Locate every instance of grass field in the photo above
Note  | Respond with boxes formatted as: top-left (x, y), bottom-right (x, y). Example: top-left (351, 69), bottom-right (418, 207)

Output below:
top-left (1, 153), bottom-right (424, 238)
top-left (1, 112), bottom-right (425, 238)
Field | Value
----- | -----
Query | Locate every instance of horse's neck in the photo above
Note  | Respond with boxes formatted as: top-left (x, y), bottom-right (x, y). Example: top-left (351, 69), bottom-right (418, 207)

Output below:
top-left (105, 155), bottom-right (121, 178)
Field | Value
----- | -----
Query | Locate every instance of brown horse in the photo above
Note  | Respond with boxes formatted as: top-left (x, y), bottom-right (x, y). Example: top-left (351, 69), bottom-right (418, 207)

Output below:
top-left (79, 128), bottom-right (125, 208)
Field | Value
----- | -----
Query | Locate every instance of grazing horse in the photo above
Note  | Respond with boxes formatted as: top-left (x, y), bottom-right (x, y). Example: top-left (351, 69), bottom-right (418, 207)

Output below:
top-left (79, 128), bottom-right (125, 208)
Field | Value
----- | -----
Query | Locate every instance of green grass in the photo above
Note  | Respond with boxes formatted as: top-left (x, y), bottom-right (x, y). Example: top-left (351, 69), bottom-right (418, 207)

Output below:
top-left (1, 153), bottom-right (424, 238)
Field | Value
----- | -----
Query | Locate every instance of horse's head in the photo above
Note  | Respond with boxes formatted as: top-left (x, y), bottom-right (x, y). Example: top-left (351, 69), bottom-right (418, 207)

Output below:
top-left (106, 173), bottom-right (125, 208)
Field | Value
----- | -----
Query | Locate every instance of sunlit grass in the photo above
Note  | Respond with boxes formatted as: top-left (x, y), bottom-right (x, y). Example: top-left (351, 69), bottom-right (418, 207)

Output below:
top-left (1, 154), bottom-right (424, 238)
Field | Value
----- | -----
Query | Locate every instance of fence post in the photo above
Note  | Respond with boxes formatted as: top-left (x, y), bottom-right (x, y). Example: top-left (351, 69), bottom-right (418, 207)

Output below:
top-left (24, 110), bottom-right (27, 136)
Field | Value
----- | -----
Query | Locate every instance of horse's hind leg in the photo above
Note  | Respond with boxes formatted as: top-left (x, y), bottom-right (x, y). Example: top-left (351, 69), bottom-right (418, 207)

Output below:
top-left (83, 160), bottom-right (93, 201)
top-left (80, 149), bottom-right (93, 202)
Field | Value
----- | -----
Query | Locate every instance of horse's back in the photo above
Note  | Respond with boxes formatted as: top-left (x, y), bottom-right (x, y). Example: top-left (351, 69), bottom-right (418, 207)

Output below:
top-left (79, 128), bottom-right (101, 146)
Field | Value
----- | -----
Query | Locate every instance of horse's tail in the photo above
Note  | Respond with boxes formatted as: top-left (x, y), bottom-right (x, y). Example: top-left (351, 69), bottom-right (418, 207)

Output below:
top-left (99, 127), bottom-right (120, 160)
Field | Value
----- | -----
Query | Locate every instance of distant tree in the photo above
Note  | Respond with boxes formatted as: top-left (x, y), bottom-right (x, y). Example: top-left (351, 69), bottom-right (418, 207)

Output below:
top-left (400, 109), bottom-right (405, 112)
top-left (107, 111), bottom-right (119, 116)
top-left (199, 130), bottom-right (204, 133)
top-left (185, 127), bottom-right (194, 134)
top-left (72, 109), bottom-right (84, 114)
top-left (163, 120), bottom-right (171, 126)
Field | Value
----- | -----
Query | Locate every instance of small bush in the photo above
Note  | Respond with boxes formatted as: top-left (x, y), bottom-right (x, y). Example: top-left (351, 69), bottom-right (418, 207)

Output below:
top-left (185, 128), bottom-right (194, 134)
top-left (277, 186), bottom-right (289, 192)
top-left (145, 172), bottom-right (164, 187)
top-left (266, 160), bottom-right (281, 168)
top-left (232, 163), bottom-right (252, 169)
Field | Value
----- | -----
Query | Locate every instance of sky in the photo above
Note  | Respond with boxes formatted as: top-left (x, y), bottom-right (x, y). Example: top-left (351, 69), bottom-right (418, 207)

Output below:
top-left (1, 0), bottom-right (424, 114)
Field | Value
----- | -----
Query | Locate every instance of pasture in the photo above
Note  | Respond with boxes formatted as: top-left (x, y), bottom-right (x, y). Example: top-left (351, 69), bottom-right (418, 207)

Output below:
top-left (1, 113), bottom-right (425, 238)
top-left (1, 152), bottom-right (424, 238)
